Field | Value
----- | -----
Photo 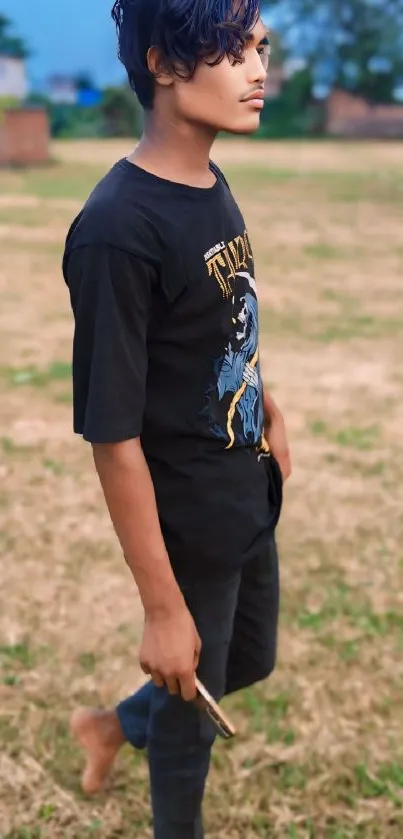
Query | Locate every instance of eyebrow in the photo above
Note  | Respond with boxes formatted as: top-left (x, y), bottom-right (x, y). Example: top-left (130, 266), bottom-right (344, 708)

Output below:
top-left (246, 28), bottom-right (270, 46)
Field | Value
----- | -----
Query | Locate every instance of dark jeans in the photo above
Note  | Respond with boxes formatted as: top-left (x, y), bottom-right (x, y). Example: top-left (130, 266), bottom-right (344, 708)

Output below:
top-left (117, 536), bottom-right (280, 839)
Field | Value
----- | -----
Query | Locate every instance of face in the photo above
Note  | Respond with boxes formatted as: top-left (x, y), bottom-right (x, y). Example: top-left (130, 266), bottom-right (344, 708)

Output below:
top-left (166, 19), bottom-right (270, 135)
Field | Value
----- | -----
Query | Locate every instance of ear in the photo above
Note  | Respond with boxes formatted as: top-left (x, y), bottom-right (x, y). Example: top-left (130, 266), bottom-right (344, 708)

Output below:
top-left (147, 46), bottom-right (174, 90)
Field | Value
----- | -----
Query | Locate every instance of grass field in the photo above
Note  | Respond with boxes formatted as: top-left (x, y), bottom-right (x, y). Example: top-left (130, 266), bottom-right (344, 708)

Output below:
top-left (0, 139), bottom-right (402, 839)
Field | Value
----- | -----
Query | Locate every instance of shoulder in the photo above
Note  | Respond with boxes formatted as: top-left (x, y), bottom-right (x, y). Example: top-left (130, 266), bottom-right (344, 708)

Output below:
top-left (63, 160), bottom-right (161, 267)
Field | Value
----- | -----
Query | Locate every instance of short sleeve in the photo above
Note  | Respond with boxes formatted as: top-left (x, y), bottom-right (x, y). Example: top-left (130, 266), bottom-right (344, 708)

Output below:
top-left (65, 244), bottom-right (156, 444)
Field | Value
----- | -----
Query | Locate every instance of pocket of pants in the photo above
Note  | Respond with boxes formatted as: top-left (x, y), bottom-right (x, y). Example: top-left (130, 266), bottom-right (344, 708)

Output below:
top-left (260, 453), bottom-right (283, 532)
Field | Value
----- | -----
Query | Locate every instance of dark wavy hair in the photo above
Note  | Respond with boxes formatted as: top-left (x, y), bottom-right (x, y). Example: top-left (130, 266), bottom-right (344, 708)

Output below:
top-left (111, 0), bottom-right (261, 109)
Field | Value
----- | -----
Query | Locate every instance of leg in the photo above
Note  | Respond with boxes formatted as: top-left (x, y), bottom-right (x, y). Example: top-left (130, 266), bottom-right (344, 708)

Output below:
top-left (225, 534), bottom-right (280, 696)
top-left (148, 569), bottom-right (241, 839)
top-left (70, 679), bottom-right (153, 793)
top-left (117, 680), bottom-right (153, 749)
top-left (71, 540), bottom-right (278, 798)
top-left (115, 534), bottom-right (279, 763)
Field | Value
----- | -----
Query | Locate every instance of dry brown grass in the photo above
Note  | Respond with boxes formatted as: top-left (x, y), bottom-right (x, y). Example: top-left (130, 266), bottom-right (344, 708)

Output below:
top-left (0, 139), bottom-right (402, 839)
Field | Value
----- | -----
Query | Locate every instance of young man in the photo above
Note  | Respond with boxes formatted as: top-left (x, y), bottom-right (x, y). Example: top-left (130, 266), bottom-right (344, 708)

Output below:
top-left (64, 1), bottom-right (291, 836)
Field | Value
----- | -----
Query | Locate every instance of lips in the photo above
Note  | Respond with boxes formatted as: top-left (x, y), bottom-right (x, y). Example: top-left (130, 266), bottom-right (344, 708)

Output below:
top-left (242, 90), bottom-right (265, 103)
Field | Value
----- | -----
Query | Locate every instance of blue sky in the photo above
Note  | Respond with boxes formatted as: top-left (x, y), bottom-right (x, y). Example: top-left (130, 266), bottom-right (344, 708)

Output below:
top-left (2, 1), bottom-right (277, 91)
top-left (1, 0), bottom-right (124, 88)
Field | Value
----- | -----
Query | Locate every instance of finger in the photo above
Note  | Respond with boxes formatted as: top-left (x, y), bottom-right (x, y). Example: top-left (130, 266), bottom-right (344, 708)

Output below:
top-left (179, 672), bottom-right (197, 702)
top-left (150, 670), bottom-right (165, 689)
top-left (165, 676), bottom-right (180, 696)
top-left (194, 638), bottom-right (202, 668)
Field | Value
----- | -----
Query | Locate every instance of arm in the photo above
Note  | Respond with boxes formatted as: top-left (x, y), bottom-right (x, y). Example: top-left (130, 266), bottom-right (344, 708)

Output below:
top-left (93, 438), bottom-right (181, 613)
top-left (66, 244), bottom-right (200, 700)
top-left (263, 388), bottom-right (292, 482)
top-left (93, 438), bottom-right (201, 701)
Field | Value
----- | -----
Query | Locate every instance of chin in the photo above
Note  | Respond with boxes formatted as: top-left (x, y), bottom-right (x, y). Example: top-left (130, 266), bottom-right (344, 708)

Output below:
top-left (221, 116), bottom-right (262, 136)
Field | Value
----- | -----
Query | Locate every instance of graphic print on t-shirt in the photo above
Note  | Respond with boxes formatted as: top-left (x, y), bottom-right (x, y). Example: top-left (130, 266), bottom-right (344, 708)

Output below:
top-left (203, 229), bottom-right (264, 450)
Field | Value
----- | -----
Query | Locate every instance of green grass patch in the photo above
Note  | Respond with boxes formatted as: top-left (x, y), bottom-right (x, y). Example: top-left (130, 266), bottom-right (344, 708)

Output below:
top-left (304, 243), bottom-right (344, 260)
top-left (277, 762), bottom-right (307, 790)
top-left (327, 171), bottom-right (403, 204)
top-left (355, 762), bottom-right (403, 804)
top-left (259, 305), bottom-right (305, 337)
top-left (229, 166), bottom-right (403, 205)
top-left (0, 163), bottom-right (105, 202)
top-left (232, 688), bottom-right (294, 744)
top-left (227, 165), bottom-right (296, 191)
top-left (37, 804), bottom-right (57, 822)
top-left (2, 674), bottom-right (21, 687)
top-left (1, 437), bottom-right (37, 456)
top-left (322, 289), bottom-right (359, 305)
top-left (43, 458), bottom-right (65, 476)
top-left (296, 581), bottom-right (403, 645)
top-left (0, 205), bottom-right (75, 228)
top-left (314, 314), bottom-right (403, 343)
top-left (0, 208), bottom-right (51, 228)
top-left (0, 208), bottom-right (40, 227)
top-left (0, 716), bottom-right (21, 758)
top-left (53, 390), bottom-right (73, 405)
top-left (77, 651), bottom-right (99, 674)
top-left (309, 420), bottom-right (381, 451)
top-left (3, 361), bottom-right (71, 388)
top-left (36, 716), bottom-right (83, 790)
top-left (0, 639), bottom-right (36, 670)
top-left (260, 303), bottom-right (402, 343)
top-left (319, 635), bottom-right (361, 663)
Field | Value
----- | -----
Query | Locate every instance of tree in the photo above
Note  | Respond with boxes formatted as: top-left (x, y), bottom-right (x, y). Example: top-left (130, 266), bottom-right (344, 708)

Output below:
top-left (0, 14), bottom-right (30, 59)
top-left (75, 72), bottom-right (96, 92)
top-left (268, 29), bottom-right (287, 70)
top-left (100, 86), bottom-right (143, 137)
top-left (264, 0), bottom-right (403, 102)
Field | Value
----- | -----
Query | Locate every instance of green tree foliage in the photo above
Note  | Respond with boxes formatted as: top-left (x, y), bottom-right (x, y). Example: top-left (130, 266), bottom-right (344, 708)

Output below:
top-left (26, 85), bottom-right (143, 140)
top-left (74, 72), bottom-right (96, 92)
top-left (257, 67), bottom-right (321, 139)
top-left (100, 86), bottom-right (143, 137)
top-left (265, 0), bottom-right (403, 102)
top-left (0, 14), bottom-right (30, 59)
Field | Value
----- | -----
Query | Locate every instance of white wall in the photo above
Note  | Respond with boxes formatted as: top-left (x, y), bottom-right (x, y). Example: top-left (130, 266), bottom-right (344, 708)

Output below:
top-left (0, 56), bottom-right (28, 99)
top-left (48, 84), bottom-right (77, 105)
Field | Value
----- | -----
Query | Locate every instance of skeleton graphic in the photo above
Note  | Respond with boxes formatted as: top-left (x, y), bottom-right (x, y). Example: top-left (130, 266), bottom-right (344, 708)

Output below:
top-left (206, 271), bottom-right (264, 448)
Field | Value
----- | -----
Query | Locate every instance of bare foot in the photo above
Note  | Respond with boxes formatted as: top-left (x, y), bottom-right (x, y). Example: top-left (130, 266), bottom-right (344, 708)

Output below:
top-left (70, 708), bottom-right (126, 794)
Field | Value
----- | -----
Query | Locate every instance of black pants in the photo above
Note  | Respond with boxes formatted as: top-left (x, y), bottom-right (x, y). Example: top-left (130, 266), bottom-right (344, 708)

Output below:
top-left (116, 535), bottom-right (280, 839)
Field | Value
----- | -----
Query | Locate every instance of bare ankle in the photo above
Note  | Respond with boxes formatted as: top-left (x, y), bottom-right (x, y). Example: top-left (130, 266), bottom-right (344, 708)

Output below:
top-left (97, 709), bottom-right (126, 749)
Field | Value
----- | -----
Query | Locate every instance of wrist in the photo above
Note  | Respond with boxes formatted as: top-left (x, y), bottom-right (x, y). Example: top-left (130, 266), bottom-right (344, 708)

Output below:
top-left (143, 584), bottom-right (185, 621)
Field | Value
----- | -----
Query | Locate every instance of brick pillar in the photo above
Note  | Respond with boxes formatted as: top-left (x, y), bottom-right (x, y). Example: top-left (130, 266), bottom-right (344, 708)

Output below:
top-left (0, 107), bottom-right (50, 166)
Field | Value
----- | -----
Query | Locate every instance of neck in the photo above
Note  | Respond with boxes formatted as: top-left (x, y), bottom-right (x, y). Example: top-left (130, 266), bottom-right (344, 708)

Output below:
top-left (129, 111), bottom-right (217, 188)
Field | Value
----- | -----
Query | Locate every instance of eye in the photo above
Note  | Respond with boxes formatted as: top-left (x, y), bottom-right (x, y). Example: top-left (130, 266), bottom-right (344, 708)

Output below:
top-left (229, 54), bottom-right (246, 67)
top-left (257, 41), bottom-right (271, 71)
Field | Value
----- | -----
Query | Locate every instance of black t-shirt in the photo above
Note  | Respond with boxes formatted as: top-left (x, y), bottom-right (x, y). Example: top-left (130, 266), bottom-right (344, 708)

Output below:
top-left (63, 159), bottom-right (272, 568)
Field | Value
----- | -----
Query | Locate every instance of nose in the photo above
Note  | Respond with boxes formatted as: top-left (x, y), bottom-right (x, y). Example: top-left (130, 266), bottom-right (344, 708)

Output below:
top-left (249, 49), bottom-right (267, 86)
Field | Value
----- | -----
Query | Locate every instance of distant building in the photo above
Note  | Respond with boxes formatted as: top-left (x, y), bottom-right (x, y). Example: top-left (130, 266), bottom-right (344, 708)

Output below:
top-left (48, 75), bottom-right (78, 105)
top-left (326, 88), bottom-right (403, 138)
top-left (0, 53), bottom-right (28, 100)
top-left (47, 75), bottom-right (102, 107)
